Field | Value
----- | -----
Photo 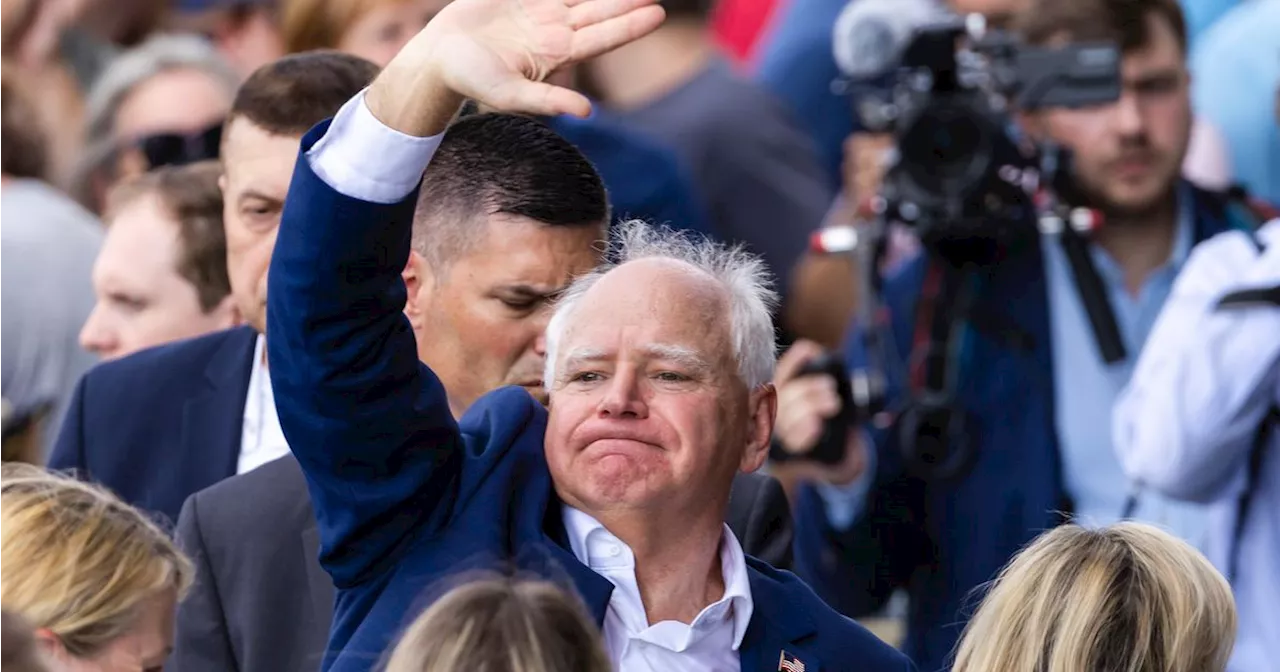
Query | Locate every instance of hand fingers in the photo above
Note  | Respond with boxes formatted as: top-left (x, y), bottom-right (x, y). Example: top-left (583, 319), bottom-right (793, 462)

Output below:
top-left (779, 376), bottom-right (841, 419)
top-left (487, 79), bottom-right (592, 117)
top-left (774, 339), bottom-right (827, 384)
top-left (569, 5), bottom-right (666, 62)
top-left (569, 0), bottom-right (661, 30)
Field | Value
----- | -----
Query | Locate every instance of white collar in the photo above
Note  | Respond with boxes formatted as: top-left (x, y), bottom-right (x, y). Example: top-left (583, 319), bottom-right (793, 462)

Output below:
top-left (561, 506), bottom-right (754, 649)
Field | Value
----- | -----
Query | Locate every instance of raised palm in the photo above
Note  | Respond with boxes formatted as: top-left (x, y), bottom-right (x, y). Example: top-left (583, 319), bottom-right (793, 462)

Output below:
top-left (420, 0), bottom-right (665, 117)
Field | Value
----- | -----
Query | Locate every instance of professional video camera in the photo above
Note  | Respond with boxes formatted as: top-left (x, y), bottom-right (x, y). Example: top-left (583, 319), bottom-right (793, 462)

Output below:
top-left (773, 1), bottom-right (1126, 478)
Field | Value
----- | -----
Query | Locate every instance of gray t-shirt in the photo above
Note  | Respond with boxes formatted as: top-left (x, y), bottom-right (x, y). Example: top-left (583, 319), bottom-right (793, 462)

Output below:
top-left (2, 179), bottom-right (103, 456)
top-left (611, 59), bottom-right (835, 300)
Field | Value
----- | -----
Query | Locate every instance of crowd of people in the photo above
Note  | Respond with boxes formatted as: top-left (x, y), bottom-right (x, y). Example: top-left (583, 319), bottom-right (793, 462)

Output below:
top-left (1, 0), bottom-right (1277, 670)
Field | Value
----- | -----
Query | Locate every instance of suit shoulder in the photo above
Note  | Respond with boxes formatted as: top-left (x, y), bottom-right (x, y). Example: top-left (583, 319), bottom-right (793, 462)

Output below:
top-left (83, 327), bottom-right (255, 390)
top-left (748, 560), bottom-right (912, 669)
top-left (191, 455), bottom-right (309, 522)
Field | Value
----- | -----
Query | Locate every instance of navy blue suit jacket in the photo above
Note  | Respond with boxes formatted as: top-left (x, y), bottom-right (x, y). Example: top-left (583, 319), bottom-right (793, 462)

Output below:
top-left (48, 326), bottom-right (257, 524)
top-left (268, 123), bottom-right (914, 672)
top-left (792, 185), bottom-right (1241, 672)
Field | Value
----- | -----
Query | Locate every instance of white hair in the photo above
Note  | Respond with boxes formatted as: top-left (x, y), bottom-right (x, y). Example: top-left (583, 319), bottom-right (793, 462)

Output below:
top-left (543, 221), bottom-right (779, 391)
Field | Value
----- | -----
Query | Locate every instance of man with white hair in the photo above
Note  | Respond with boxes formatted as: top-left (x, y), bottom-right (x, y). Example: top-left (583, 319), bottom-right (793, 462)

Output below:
top-left (265, 0), bottom-right (914, 669)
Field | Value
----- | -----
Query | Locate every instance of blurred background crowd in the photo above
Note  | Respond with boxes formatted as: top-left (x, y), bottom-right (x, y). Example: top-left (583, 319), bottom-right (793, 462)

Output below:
top-left (1, 0), bottom-right (1277, 670)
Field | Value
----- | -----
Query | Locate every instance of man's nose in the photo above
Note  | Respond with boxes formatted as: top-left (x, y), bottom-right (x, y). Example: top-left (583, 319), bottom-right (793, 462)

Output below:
top-left (1112, 91), bottom-right (1145, 137)
top-left (598, 368), bottom-right (648, 419)
top-left (79, 305), bottom-right (116, 358)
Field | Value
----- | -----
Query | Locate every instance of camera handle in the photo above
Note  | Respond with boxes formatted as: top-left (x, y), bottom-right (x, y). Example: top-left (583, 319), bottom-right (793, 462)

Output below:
top-left (898, 261), bottom-right (978, 481)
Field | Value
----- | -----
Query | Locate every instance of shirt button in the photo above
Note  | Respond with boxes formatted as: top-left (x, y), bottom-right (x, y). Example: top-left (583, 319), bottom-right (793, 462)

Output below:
top-left (607, 545), bottom-right (621, 557)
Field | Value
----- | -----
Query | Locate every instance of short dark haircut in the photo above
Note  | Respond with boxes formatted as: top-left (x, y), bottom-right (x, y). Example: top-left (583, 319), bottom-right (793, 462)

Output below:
top-left (412, 113), bottom-right (609, 270)
top-left (0, 67), bottom-right (48, 181)
top-left (1016, 0), bottom-right (1187, 55)
top-left (662, 0), bottom-right (716, 20)
top-left (227, 51), bottom-right (379, 137)
top-left (105, 161), bottom-right (231, 312)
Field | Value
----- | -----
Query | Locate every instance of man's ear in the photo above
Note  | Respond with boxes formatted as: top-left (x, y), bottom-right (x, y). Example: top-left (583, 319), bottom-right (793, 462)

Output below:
top-left (402, 250), bottom-right (435, 330)
top-left (33, 627), bottom-right (67, 660)
top-left (740, 383), bottom-right (777, 473)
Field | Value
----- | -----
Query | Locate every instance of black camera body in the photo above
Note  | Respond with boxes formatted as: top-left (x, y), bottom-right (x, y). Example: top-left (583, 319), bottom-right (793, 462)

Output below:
top-left (780, 14), bottom-right (1123, 474)
top-left (864, 18), bottom-right (1121, 265)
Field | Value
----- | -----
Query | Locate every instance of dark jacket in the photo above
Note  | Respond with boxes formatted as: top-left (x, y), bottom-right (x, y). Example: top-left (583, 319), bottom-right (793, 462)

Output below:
top-left (265, 122), bottom-right (914, 672)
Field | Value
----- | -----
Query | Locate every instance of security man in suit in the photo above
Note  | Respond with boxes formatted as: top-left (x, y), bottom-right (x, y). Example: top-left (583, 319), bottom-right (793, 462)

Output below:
top-left (264, 0), bottom-right (914, 669)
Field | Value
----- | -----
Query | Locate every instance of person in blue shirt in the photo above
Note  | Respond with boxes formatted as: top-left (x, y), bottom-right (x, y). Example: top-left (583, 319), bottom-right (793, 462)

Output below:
top-left (544, 112), bottom-right (715, 239)
top-left (1188, 0), bottom-right (1280, 207)
top-left (773, 1), bottom-right (1243, 670)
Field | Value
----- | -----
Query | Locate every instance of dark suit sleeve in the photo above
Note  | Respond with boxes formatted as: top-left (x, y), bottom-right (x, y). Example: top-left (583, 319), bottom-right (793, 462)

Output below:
top-left (169, 493), bottom-right (238, 672)
top-left (266, 123), bottom-right (464, 588)
top-left (792, 258), bottom-right (930, 616)
top-left (732, 473), bottom-right (794, 569)
top-left (47, 373), bottom-right (88, 473)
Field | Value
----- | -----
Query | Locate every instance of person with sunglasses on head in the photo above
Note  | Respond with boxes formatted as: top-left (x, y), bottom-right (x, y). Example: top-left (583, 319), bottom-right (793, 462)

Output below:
top-left (71, 33), bottom-right (238, 214)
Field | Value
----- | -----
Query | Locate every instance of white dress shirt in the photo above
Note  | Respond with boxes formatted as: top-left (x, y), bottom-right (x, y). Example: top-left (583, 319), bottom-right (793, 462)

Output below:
top-left (306, 92), bottom-right (757, 671)
top-left (563, 507), bottom-right (754, 672)
top-left (1114, 220), bottom-right (1280, 672)
top-left (237, 334), bottom-right (291, 474)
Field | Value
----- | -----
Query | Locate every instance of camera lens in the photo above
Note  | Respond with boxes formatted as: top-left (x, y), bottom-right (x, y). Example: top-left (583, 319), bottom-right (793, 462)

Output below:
top-left (899, 101), bottom-right (991, 199)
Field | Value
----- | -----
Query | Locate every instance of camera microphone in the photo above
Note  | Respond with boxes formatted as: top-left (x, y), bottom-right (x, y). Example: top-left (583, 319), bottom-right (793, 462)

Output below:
top-left (832, 0), bottom-right (948, 80)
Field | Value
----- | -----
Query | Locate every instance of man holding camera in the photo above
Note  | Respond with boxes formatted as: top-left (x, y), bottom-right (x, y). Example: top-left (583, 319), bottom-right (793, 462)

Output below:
top-left (775, 0), bottom-right (1252, 669)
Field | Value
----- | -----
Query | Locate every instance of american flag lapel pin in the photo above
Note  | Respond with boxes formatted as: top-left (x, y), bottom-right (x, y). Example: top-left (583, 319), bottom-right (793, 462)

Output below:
top-left (778, 650), bottom-right (806, 672)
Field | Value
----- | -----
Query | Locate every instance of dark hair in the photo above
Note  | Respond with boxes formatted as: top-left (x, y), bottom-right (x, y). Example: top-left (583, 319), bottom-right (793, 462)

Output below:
top-left (227, 51), bottom-right (379, 137)
top-left (1016, 0), bottom-right (1187, 54)
top-left (413, 113), bottom-right (608, 268)
top-left (0, 66), bottom-right (49, 181)
top-left (661, 0), bottom-right (716, 20)
top-left (105, 161), bottom-right (231, 312)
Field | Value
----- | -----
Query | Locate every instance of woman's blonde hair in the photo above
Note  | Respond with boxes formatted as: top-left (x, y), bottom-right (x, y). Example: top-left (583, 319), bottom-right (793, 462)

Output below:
top-left (952, 522), bottom-right (1237, 672)
top-left (281, 0), bottom-right (403, 54)
top-left (0, 464), bottom-right (193, 658)
top-left (384, 576), bottom-right (611, 672)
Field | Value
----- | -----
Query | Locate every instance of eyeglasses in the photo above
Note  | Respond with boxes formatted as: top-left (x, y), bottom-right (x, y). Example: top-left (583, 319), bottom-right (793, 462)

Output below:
top-left (136, 123), bottom-right (223, 170)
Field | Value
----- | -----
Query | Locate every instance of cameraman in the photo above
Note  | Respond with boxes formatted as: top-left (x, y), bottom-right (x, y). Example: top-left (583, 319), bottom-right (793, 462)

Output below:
top-left (1113, 218), bottom-right (1279, 672)
top-left (774, 0), bottom-right (1248, 668)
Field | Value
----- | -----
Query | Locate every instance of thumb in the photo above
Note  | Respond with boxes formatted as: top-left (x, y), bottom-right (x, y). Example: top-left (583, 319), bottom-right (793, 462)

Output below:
top-left (487, 79), bottom-right (593, 118)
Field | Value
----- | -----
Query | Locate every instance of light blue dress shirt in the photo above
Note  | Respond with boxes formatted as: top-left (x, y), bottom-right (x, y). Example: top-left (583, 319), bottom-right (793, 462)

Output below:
top-left (1042, 188), bottom-right (1210, 548)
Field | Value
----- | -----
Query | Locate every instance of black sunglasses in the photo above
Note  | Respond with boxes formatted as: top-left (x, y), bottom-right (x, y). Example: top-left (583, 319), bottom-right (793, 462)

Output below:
top-left (137, 123), bottom-right (223, 170)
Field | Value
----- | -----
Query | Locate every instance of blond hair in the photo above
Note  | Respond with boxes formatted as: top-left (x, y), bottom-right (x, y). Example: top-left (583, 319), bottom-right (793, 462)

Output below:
top-left (952, 522), bottom-right (1236, 672)
top-left (384, 576), bottom-right (611, 672)
top-left (282, 0), bottom-right (406, 54)
top-left (0, 464), bottom-right (193, 658)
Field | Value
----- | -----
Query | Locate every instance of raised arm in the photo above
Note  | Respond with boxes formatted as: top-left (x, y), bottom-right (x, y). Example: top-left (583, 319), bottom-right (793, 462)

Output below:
top-left (1114, 223), bottom-right (1280, 503)
top-left (266, 0), bottom-right (666, 588)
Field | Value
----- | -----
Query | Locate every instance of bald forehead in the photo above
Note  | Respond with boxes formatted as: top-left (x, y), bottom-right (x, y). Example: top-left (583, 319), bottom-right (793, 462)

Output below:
top-left (591, 258), bottom-right (727, 309)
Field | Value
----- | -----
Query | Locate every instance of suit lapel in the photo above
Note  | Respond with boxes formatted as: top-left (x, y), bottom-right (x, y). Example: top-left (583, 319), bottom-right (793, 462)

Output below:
top-left (538, 496), bottom-right (614, 625)
top-left (739, 566), bottom-right (820, 672)
top-left (178, 327), bottom-right (258, 492)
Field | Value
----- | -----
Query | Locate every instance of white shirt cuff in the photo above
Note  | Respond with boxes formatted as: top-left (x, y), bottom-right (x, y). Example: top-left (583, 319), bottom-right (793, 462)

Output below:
top-left (306, 89), bottom-right (445, 204)
top-left (813, 430), bottom-right (877, 531)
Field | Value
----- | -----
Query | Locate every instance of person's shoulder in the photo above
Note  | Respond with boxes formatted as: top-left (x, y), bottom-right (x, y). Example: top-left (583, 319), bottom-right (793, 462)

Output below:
top-left (83, 326), bottom-right (256, 393)
top-left (458, 386), bottom-right (547, 451)
top-left (746, 559), bottom-right (913, 669)
top-left (187, 455), bottom-right (311, 533)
